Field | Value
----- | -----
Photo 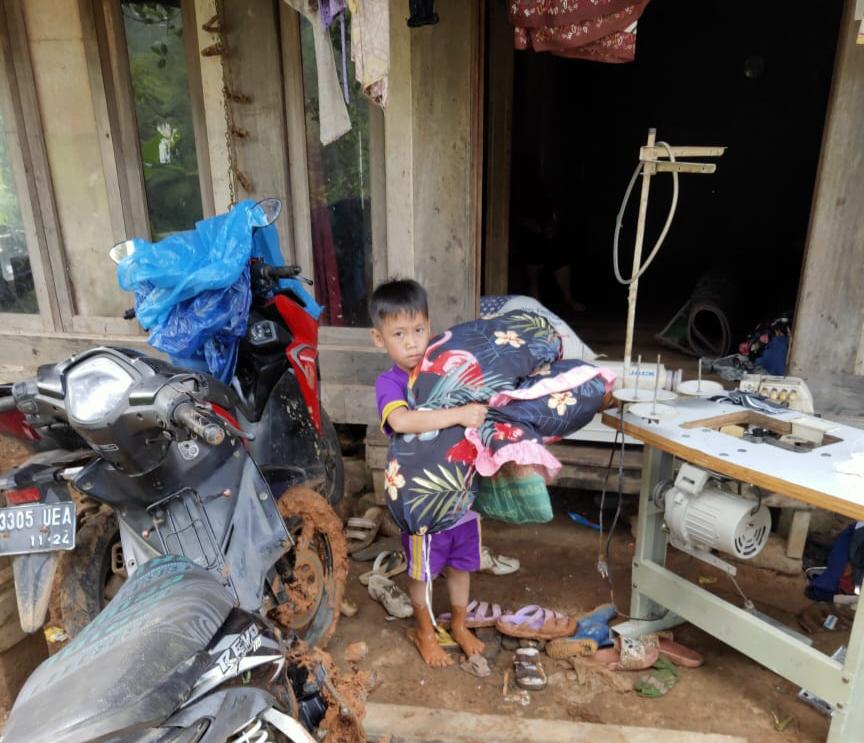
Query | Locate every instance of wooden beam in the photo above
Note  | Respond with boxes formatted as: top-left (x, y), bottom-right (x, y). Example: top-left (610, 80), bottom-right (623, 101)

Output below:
top-left (790, 1), bottom-right (864, 415)
top-left (483, 0), bottom-right (513, 296)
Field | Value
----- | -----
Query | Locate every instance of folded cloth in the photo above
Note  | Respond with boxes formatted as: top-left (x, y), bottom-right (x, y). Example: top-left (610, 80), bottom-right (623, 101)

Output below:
top-left (384, 311), bottom-right (615, 536)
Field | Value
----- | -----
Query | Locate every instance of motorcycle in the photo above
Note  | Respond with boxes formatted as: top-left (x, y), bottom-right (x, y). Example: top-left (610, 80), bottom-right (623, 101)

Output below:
top-left (1, 553), bottom-right (363, 742)
top-left (0, 199), bottom-right (347, 644)
top-left (0, 342), bottom-right (346, 648)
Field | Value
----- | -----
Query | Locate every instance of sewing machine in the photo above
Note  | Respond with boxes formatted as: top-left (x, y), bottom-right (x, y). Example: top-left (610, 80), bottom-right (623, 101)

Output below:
top-left (602, 398), bottom-right (864, 742)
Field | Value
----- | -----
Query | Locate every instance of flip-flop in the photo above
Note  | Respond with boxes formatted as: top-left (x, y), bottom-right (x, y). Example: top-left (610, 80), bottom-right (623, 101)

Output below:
top-left (479, 546), bottom-right (520, 576)
top-left (367, 574), bottom-right (413, 619)
top-left (460, 654), bottom-right (491, 678)
top-left (545, 636), bottom-right (598, 659)
top-left (437, 600), bottom-right (507, 629)
top-left (496, 605), bottom-right (577, 640)
top-left (658, 637), bottom-right (703, 668)
top-left (589, 636), bottom-right (660, 671)
top-left (635, 657), bottom-right (680, 698)
top-left (513, 647), bottom-right (547, 690)
top-left (359, 550), bottom-right (408, 586)
top-left (345, 508), bottom-right (383, 555)
top-left (350, 535), bottom-right (403, 562)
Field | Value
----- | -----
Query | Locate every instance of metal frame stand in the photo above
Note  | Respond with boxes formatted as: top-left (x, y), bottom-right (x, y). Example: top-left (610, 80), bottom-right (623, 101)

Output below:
top-left (615, 446), bottom-right (864, 742)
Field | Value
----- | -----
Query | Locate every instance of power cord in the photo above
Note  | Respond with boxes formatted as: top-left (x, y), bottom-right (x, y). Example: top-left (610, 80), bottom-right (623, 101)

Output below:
top-left (613, 141), bottom-right (679, 286)
top-left (596, 403), bottom-right (669, 622)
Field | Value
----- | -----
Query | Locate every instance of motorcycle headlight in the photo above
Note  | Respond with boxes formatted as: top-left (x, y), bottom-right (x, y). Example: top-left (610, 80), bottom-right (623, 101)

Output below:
top-left (66, 356), bottom-right (133, 422)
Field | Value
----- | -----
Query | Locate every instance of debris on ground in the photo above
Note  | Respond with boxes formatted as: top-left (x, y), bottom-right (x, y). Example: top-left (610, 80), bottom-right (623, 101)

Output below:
top-left (345, 641), bottom-right (368, 663)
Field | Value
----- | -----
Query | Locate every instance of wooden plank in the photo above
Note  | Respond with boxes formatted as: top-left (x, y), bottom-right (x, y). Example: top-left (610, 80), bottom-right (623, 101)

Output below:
top-left (383, 0), bottom-right (414, 280)
top-left (410, 0), bottom-right (482, 329)
top-left (321, 382), bottom-right (377, 425)
top-left (4, 0), bottom-right (73, 329)
top-left (279, 4), bottom-right (311, 269)
top-left (77, 0), bottom-right (126, 244)
top-left (182, 0), bottom-right (215, 218)
top-left (483, 0), bottom-right (513, 296)
top-left (91, 0), bottom-right (151, 239)
top-left (368, 104), bottom-right (388, 285)
top-left (194, 0), bottom-right (232, 213)
top-left (363, 702), bottom-right (747, 743)
top-left (223, 0), bottom-right (293, 249)
top-left (602, 410), bottom-right (864, 522)
top-left (790, 1), bottom-right (864, 413)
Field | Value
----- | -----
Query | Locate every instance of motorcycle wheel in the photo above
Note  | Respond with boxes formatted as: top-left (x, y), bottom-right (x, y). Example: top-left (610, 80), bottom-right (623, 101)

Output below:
top-left (46, 509), bottom-right (122, 652)
top-left (272, 486), bottom-right (347, 648)
top-left (317, 409), bottom-right (345, 512)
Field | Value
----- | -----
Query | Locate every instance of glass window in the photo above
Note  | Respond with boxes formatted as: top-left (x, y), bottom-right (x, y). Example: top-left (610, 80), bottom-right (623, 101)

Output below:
top-left (122, 0), bottom-right (203, 239)
top-left (300, 16), bottom-right (372, 327)
top-left (0, 105), bottom-right (37, 314)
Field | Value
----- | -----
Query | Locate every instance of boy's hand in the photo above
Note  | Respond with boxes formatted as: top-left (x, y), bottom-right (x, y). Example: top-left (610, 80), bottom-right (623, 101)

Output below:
top-left (457, 403), bottom-right (488, 429)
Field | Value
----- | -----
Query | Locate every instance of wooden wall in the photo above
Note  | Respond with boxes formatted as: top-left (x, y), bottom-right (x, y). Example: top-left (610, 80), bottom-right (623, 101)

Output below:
top-left (790, 2), bottom-right (864, 421)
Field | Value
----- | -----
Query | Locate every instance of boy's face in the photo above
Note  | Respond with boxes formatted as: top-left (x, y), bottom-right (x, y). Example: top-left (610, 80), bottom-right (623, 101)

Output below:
top-left (371, 312), bottom-right (431, 372)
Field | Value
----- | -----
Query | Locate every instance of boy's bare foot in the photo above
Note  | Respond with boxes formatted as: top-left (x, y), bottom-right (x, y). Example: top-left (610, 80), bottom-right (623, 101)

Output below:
top-left (450, 625), bottom-right (485, 657)
top-left (407, 629), bottom-right (454, 667)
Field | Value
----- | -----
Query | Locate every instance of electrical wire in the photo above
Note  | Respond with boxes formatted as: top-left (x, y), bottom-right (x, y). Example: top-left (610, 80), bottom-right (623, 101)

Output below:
top-left (596, 403), bottom-right (668, 623)
top-left (612, 141), bottom-right (679, 286)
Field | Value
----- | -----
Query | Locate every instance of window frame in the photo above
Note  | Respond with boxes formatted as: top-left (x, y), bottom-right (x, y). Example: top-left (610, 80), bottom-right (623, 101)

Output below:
top-left (0, 0), bottom-right (72, 332)
top-left (279, 4), bottom-right (387, 340)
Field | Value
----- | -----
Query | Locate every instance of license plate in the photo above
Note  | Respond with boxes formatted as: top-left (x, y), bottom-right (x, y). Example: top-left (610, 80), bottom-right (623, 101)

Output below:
top-left (0, 502), bottom-right (76, 555)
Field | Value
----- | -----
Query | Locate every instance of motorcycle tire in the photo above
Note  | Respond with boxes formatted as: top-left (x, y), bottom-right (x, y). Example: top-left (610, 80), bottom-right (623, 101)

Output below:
top-left (317, 409), bottom-right (345, 512)
top-left (46, 509), bottom-right (122, 652)
top-left (272, 486), bottom-right (347, 648)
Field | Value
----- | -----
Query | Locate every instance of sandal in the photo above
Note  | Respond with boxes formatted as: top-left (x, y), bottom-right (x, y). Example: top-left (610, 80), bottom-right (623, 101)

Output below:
top-left (479, 546), bottom-right (520, 575)
top-left (460, 654), bottom-right (491, 678)
top-left (496, 605), bottom-right (577, 640)
top-left (513, 647), bottom-right (547, 690)
top-left (350, 535), bottom-right (402, 562)
top-left (437, 600), bottom-right (506, 629)
top-left (545, 636), bottom-right (598, 659)
top-left (367, 574), bottom-right (413, 619)
top-left (345, 508), bottom-right (383, 555)
top-left (635, 657), bottom-right (680, 698)
top-left (359, 550), bottom-right (407, 586)
top-left (589, 635), bottom-right (660, 671)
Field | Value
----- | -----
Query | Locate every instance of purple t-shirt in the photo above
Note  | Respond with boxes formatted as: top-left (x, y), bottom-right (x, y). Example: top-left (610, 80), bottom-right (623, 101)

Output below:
top-left (375, 364), bottom-right (410, 437)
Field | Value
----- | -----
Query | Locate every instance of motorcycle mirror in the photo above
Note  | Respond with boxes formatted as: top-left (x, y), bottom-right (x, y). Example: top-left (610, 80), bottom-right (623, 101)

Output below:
top-left (251, 198), bottom-right (282, 227)
top-left (109, 239), bottom-right (135, 265)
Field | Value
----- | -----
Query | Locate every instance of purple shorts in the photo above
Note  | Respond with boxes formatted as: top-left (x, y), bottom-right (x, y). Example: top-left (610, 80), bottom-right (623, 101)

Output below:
top-left (401, 516), bottom-right (481, 580)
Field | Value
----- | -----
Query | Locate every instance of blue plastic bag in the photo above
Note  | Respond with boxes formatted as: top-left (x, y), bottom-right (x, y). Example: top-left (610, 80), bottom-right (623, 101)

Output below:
top-left (116, 200), bottom-right (322, 383)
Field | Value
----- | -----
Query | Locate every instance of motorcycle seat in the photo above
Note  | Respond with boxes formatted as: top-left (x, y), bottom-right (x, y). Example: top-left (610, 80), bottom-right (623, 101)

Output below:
top-left (3, 554), bottom-right (234, 743)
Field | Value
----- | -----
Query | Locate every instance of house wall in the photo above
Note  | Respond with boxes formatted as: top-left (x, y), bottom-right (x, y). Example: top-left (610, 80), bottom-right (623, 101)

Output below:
top-left (790, 0), bottom-right (864, 422)
top-left (0, 0), bottom-right (484, 428)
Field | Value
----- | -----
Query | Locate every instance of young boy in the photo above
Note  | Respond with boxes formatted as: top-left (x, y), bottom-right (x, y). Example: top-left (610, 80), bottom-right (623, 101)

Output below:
top-left (370, 279), bottom-right (488, 668)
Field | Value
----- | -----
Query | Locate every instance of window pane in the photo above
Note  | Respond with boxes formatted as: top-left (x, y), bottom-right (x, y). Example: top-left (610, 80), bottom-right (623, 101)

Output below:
top-left (0, 106), bottom-right (37, 314)
top-left (300, 17), bottom-right (372, 327)
top-left (122, 1), bottom-right (203, 239)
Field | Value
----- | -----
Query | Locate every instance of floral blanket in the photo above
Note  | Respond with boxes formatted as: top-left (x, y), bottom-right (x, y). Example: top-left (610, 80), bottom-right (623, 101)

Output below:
top-left (384, 311), bottom-right (615, 535)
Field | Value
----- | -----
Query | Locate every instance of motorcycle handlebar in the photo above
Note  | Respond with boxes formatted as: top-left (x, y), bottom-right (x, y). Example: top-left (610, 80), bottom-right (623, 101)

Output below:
top-left (173, 403), bottom-right (225, 446)
top-left (262, 264), bottom-right (302, 280)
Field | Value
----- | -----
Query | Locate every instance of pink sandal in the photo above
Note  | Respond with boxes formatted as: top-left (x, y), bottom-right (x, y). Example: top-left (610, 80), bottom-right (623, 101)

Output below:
top-left (496, 605), bottom-right (577, 640)
top-left (437, 600), bottom-right (506, 629)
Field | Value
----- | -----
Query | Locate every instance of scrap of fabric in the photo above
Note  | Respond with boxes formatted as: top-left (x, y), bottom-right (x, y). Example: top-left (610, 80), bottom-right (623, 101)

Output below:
top-left (384, 310), bottom-right (615, 536)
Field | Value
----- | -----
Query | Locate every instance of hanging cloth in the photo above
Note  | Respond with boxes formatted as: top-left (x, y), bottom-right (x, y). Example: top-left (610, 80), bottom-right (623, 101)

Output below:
top-left (283, 0), bottom-right (351, 144)
top-left (509, 0), bottom-right (650, 64)
top-left (347, 0), bottom-right (390, 106)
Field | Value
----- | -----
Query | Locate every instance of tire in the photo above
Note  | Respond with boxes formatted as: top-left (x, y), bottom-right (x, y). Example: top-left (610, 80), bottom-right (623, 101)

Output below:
top-left (272, 486), bottom-right (347, 648)
top-left (317, 409), bottom-right (344, 512)
top-left (47, 509), bottom-right (122, 651)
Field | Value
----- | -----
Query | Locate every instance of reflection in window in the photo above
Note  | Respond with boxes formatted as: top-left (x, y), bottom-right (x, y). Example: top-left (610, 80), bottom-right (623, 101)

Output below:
top-left (122, 0), bottom-right (202, 239)
top-left (300, 17), bottom-right (372, 327)
top-left (0, 106), bottom-right (36, 314)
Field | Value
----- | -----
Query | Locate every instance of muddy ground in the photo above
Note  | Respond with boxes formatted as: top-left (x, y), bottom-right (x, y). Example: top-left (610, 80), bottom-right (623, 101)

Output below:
top-left (331, 490), bottom-right (840, 743)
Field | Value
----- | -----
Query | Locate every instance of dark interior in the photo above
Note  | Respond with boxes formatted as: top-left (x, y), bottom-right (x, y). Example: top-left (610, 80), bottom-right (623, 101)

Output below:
top-left (504, 0), bottom-right (842, 351)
